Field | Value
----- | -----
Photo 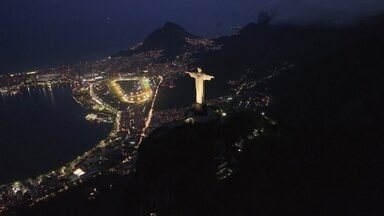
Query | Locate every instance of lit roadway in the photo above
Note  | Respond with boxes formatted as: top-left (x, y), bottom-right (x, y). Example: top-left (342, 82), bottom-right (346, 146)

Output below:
top-left (89, 83), bottom-right (118, 114)
top-left (137, 75), bottom-right (163, 146)
top-left (115, 75), bottom-right (162, 146)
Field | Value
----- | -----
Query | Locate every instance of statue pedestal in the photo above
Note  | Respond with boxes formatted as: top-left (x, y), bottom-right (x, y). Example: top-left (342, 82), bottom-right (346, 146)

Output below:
top-left (193, 103), bottom-right (208, 116)
top-left (184, 103), bottom-right (219, 124)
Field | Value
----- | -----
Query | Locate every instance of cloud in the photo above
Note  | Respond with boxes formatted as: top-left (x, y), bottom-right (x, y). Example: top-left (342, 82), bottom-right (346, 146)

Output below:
top-left (233, 0), bottom-right (384, 25)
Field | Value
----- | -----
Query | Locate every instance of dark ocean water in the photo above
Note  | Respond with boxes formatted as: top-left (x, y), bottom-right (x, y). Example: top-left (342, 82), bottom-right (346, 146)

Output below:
top-left (0, 86), bottom-right (111, 184)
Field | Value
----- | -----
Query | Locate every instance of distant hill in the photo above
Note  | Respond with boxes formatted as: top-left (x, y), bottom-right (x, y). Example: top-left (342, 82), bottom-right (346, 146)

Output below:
top-left (115, 22), bottom-right (199, 59)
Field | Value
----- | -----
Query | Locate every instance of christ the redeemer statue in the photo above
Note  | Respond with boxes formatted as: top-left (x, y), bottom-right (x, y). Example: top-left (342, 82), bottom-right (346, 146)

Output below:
top-left (186, 68), bottom-right (214, 105)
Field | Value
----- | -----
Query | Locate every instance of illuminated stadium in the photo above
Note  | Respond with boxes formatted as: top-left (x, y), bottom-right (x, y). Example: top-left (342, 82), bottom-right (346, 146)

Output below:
top-left (109, 77), bottom-right (153, 104)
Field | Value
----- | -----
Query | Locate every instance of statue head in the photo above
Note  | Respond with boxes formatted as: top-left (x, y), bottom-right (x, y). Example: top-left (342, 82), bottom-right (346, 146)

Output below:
top-left (197, 68), bottom-right (203, 73)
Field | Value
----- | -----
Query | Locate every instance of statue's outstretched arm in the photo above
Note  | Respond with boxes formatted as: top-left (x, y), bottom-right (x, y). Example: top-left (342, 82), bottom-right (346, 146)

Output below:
top-left (204, 75), bottom-right (215, 80)
top-left (186, 72), bottom-right (197, 78)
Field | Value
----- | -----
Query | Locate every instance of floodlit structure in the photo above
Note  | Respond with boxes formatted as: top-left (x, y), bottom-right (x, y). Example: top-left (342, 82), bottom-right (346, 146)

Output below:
top-left (73, 168), bottom-right (85, 177)
top-left (109, 77), bottom-right (152, 104)
top-left (186, 68), bottom-right (214, 104)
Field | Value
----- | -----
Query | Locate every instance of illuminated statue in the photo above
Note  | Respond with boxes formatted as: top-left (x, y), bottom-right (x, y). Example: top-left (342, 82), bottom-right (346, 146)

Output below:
top-left (186, 68), bottom-right (214, 104)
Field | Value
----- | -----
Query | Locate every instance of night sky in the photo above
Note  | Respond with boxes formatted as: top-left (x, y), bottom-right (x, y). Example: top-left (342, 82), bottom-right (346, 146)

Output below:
top-left (1, 0), bottom-right (384, 73)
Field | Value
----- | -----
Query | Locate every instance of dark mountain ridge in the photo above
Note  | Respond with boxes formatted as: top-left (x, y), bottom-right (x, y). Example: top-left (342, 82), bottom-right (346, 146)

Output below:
top-left (115, 21), bottom-right (199, 59)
